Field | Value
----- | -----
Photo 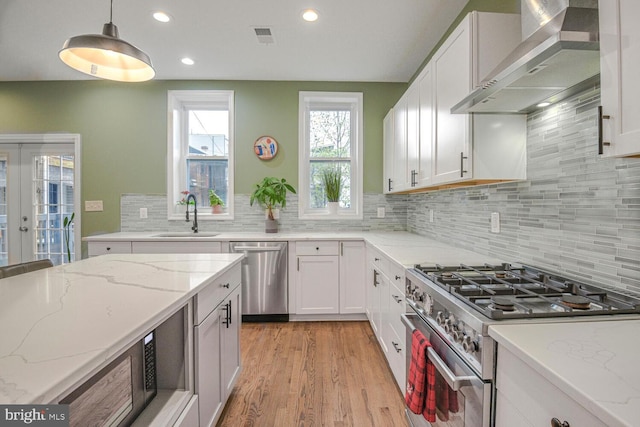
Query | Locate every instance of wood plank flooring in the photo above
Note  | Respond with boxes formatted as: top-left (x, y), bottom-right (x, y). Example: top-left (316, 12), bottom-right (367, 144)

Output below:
top-left (217, 321), bottom-right (409, 427)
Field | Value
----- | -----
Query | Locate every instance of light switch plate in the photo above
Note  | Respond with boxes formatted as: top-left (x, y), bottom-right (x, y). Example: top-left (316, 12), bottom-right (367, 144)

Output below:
top-left (85, 200), bottom-right (103, 212)
top-left (429, 209), bottom-right (434, 223)
top-left (491, 212), bottom-right (500, 233)
top-left (140, 208), bottom-right (148, 219)
top-left (377, 207), bottom-right (385, 218)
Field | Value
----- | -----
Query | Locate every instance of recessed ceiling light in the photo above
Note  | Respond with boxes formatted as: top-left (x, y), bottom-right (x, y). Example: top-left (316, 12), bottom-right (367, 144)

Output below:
top-left (153, 11), bottom-right (171, 23)
top-left (181, 58), bottom-right (195, 65)
top-left (302, 9), bottom-right (319, 22)
top-left (537, 102), bottom-right (551, 108)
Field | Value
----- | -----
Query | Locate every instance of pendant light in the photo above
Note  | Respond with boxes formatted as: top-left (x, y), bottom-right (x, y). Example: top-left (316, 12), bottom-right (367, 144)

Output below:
top-left (59, 0), bottom-right (155, 82)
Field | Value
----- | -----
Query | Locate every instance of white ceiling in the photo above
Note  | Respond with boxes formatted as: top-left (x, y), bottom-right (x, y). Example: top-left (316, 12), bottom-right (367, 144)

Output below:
top-left (0, 0), bottom-right (468, 82)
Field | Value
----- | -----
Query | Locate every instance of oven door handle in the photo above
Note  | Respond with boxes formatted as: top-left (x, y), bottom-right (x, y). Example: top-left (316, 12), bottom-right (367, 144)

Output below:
top-left (402, 314), bottom-right (476, 391)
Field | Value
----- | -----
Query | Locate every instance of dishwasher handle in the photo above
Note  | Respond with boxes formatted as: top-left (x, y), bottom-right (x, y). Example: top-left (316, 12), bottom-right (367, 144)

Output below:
top-left (232, 246), bottom-right (283, 252)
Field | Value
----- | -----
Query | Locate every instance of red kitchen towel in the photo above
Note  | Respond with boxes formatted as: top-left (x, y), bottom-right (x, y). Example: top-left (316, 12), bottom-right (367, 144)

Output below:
top-left (405, 329), bottom-right (436, 422)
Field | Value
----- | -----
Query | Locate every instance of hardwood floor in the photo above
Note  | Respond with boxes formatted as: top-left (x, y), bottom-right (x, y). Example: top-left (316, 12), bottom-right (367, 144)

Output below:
top-left (217, 321), bottom-right (409, 427)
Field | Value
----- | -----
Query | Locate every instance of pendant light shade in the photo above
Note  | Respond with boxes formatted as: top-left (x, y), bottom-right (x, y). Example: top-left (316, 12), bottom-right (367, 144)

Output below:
top-left (59, 2), bottom-right (155, 82)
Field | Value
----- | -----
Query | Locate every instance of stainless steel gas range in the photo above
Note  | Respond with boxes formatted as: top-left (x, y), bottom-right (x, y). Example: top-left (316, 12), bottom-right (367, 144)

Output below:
top-left (402, 263), bottom-right (640, 427)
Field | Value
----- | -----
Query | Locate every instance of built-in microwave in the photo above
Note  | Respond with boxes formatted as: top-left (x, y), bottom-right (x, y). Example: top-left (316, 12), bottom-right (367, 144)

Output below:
top-left (60, 331), bottom-right (157, 427)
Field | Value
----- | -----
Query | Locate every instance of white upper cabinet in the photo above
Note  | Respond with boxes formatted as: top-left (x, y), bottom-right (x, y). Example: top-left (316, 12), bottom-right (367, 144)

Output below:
top-left (384, 11), bottom-right (526, 193)
top-left (383, 109), bottom-right (395, 194)
top-left (599, 0), bottom-right (640, 157)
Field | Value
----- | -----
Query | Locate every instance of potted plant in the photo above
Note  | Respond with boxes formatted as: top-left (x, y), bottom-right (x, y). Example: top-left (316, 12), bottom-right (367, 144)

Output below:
top-left (322, 168), bottom-right (342, 214)
top-left (250, 177), bottom-right (296, 233)
top-left (208, 189), bottom-right (224, 214)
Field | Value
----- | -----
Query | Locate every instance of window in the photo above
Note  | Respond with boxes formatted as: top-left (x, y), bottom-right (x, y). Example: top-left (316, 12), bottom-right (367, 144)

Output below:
top-left (167, 90), bottom-right (234, 220)
top-left (298, 92), bottom-right (363, 219)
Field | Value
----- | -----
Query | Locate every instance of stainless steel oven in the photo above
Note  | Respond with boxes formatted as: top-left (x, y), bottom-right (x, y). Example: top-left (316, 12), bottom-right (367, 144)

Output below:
top-left (402, 313), bottom-right (491, 427)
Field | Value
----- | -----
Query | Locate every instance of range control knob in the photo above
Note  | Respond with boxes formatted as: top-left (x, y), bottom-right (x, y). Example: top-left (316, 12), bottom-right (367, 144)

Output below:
top-left (453, 330), bottom-right (465, 343)
top-left (462, 336), bottom-right (479, 354)
top-left (436, 311), bottom-right (444, 326)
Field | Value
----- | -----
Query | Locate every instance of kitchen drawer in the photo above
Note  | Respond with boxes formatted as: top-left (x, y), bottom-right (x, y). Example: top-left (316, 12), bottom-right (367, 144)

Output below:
top-left (495, 345), bottom-right (607, 427)
top-left (132, 241), bottom-right (222, 254)
top-left (195, 266), bottom-right (241, 325)
top-left (388, 261), bottom-right (405, 292)
top-left (88, 241), bottom-right (132, 256)
top-left (296, 241), bottom-right (339, 256)
top-left (368, 247), bottom-right (389, 274)
top-left (387, 324), bottom-right (406, 391)
top-left (388, 281), bottom-right (406, 339)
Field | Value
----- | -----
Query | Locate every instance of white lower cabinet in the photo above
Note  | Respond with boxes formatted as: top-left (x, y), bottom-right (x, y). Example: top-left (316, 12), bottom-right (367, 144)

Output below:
top-left (87, 241), bottom-right (132, 256)
top-left (293, 240), bottom-right (365, 316)
top-left (366, 244), bottom-right (406, 391)
top-left (194, 269), bottom-right (241, 427)
top-left (173, 395), bottom-right (199, 427)
top-left (495, 344), bottom-right (606, 427)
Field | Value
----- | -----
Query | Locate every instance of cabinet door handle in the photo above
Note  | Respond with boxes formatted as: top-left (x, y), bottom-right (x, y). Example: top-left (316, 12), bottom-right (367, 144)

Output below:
top-left (460, 152), bottom-right (468, 177)
top-left (411, 170), bottom-right (417, 187)
top-left (388, 178), bottom-right (393, 192)
top-left (228, 299), bottom-right (232, 326)
top-left (392, 295), bottom-right (403, 303)
top-left (222, 303), bottom-right (230, 328)
top-left (392, 341), bottom-right (402, 353)
top-left (341, 242), bottom-right (344, 256)
top-left (297, 258), bottom-right (300, 271)
top-left (598, 105), bottom-right (611, 155)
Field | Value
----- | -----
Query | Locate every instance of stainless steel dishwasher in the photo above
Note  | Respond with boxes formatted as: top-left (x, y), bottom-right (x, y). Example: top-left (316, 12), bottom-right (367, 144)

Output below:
top-left (229, 241), bottom-right (288, 322)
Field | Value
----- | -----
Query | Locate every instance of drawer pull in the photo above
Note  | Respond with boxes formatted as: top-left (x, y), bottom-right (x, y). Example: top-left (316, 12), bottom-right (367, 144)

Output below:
top-left (222, 283), bottom-right (230, 289)
top-left (395, 275), bottom-right (401, 280)
top-left (550, 418), bottom-right (570, 427)
top-left (392, 295), bottom-right (403, 303)
top-left (392, 341), bottom-right (402, 353)
top-left (106, 247), bottom-right (111, 251)
top-left (374, 257), bottom-right (380, 261)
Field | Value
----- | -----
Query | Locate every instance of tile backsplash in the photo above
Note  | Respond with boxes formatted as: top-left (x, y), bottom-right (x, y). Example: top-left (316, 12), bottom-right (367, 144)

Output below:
top-left (120, 86), bottom-right (639, 294)
top-left (407, 87), bottom-right (640, 295)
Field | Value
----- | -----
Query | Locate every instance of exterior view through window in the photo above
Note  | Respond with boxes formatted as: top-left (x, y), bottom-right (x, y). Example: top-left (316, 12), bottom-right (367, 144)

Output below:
top-left (299, 92), bottom-right (363, 219)
top-left (168, 90), bottom-right (234, 219)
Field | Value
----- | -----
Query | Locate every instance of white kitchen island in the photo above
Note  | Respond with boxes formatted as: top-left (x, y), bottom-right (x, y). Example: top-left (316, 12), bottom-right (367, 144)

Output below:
top-left (0, 253), bottom-right (243, 425)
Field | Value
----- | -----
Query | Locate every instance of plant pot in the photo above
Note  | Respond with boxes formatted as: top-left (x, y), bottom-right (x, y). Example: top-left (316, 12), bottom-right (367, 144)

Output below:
top-left (265, 219), bottom-right (278, 233)
top-left (327, 202), bottom-right (339, 215)
top-left (211, 205), bottom-right (223, 214)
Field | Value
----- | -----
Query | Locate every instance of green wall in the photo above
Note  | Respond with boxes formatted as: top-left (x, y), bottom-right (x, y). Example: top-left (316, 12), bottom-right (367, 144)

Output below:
top-left (0, 80), bottom-right (405, 235)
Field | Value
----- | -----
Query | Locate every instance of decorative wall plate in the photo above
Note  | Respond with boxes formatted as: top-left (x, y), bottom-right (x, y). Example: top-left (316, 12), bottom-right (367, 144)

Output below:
top-left (254, 136), bottom-right (278, 160)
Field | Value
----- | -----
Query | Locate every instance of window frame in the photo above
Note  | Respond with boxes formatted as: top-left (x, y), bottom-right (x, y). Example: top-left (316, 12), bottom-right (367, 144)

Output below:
top-left (298, 91), bottom-right (363, 220)
top-left (167, 90), bottom-right (235, 220)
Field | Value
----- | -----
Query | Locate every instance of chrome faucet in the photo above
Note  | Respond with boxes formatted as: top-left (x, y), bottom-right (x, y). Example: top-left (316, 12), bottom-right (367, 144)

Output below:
top-left (185, 193), bottom-right (198, 233)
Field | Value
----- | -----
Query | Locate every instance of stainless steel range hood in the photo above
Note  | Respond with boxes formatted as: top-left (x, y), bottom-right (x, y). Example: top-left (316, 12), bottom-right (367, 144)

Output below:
top-left (452, 0), bottom-right (600, 114)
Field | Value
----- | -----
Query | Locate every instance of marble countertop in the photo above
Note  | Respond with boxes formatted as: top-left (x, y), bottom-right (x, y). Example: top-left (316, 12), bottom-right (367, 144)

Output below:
top-left (0, 253), bottom-right (243, 405)
top-left (84, 231), bottom-right (502, 267)
top-left (489, 320), bottom-right (640, 427)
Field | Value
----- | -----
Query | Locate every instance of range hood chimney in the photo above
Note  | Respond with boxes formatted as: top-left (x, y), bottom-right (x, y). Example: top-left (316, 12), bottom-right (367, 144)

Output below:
top-left (452, 0), bottom-right (600, 114)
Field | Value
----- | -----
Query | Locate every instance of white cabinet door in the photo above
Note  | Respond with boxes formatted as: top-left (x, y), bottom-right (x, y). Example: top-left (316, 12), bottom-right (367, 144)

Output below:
top-left (195, 308), bottom-right (223, 427)
top-left (220, 286), bottom-right (241, 401)
top-left (416, 62), bottom-right (434, 188)
top-left (383, 109), bottom-right (395, 194)
top-left (376, 272), bottom-right (390, 354)
top-left (393, 93), bottom-right (409, 192)
top-left (339, 241), bottom-right (365, 314)
top-left (599, 0), bottom-right (640, 157)
top-left (432, 16), bottom-right (472, 184)
top-left (406, 83), bottom-right (420, 189)
top-left (296, 255), bottom-right (340, 314)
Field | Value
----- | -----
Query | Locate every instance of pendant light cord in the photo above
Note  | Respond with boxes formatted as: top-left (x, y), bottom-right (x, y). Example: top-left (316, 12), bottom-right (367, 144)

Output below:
top-left (109, 0), bottom-right (114, 24)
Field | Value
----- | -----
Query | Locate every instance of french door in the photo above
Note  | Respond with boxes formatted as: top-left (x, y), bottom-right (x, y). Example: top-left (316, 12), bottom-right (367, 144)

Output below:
top-left (0, 134), bottom-right (81, 266)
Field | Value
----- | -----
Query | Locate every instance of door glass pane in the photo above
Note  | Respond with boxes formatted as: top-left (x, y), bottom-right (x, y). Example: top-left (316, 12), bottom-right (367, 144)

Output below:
top-left (33, 154), bottom-right (75, 265)
top-left (0, 155), bottom-right (7, 266)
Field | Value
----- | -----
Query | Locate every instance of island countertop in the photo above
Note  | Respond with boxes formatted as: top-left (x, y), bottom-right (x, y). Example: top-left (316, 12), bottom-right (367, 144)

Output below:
top-left (0, 253), bottom-right (243, 405)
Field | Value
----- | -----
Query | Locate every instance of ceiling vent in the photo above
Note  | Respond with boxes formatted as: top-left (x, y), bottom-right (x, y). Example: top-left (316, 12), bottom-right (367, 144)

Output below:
top-left (253, 27), bottom-right (275, 45)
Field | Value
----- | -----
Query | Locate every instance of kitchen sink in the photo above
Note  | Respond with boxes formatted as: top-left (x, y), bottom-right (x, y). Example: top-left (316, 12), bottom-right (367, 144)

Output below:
top-left (152, 232), bottom-right (220, 238)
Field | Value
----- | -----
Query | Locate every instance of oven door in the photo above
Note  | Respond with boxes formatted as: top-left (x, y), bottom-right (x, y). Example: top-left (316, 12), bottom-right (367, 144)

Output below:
top-left (402, 313), bottom-right (491, 427)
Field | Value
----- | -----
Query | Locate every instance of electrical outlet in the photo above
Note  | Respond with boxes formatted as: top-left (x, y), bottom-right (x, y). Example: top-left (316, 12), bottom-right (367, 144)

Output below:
top-left (377, 207), bottom-right (385, 218)
top-left (429, 209), bottom-right (434, 223)
top-left (85, 200), bottom-right (103, 212)
top-left (491, 212), bottom-right (500, 233)
top-left (140, 208), bottom-right (148, 219)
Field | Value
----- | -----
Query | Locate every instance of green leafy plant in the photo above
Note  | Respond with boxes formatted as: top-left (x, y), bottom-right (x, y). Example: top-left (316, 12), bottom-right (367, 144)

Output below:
top-left (322, 168), bottom-right (342, 203)
top-left (63, 212), bottom-right (75, 263)
top-left (208, 189), bottom-right (224, 207)
top-left (250, 177), bottom-right (296, 220)
top-left (177, 190), bottom-right (195, 205)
